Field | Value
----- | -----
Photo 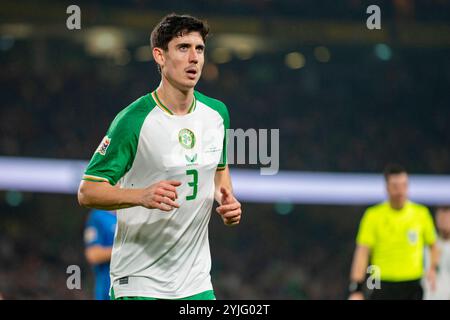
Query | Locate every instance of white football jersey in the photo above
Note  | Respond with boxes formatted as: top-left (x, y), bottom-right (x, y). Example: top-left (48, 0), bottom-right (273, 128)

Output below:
top-left (83, 90), bottom-right (229, 299)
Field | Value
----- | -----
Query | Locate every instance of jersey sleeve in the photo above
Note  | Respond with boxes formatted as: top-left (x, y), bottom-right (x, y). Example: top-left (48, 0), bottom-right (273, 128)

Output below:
top-left (82, 102), bottom-right (146, 185)
top-left (216, 102), bottom-right (230, 171)
top-left (356, 208), bottom-right (376, 248)
top-left (83, 115), bottom-right (136, 185)
top-left (193, 91), bottom-right (230, 171)
top-left (423, 208), bottom-right (437, 246)
top-left (84, 211), bottom-right (102, 248)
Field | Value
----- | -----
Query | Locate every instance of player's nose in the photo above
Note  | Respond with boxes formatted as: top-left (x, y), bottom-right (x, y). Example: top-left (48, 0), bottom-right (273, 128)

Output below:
top-left (189, 48), bottom-right (199, 63)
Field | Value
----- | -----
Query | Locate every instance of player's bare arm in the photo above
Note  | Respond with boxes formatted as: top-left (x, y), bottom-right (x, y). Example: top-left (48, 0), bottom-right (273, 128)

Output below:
top-left (85, 245), bottom-right (112, 265)
top-left (426, 242), bottom-right (440, 291)
top-left (214, 166), bottom-right (241, 226)
top-left (78, 179), bottom-right (181, 211)
top-left (348, 244), bottom-right (370, 300)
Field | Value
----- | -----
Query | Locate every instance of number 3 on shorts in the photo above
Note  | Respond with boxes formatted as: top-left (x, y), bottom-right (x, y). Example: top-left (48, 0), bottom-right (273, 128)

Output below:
top-left (186, 169), bottom-right (198, 200)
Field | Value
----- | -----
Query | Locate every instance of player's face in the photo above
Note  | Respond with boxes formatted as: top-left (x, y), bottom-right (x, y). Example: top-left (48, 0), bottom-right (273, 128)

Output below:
top-left (160, 31), bottom-right (205, 91)
top-left (386, 173), bottom-right (408, 208)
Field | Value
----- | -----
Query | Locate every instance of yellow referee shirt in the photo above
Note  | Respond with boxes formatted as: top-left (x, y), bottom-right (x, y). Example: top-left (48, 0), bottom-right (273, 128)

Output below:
top-left (356, 201), bottom-right (437, 282)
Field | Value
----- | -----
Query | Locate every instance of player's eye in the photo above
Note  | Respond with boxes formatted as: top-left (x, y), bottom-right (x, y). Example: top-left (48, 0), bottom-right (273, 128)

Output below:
top-left (196, 47), bottom-right (204, 53)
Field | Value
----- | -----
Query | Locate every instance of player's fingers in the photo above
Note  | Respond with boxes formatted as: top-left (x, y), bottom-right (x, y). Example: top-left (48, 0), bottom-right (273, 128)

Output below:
top-left (160, 196), bottom-right (180, 209)
top-left (166, 180), bottom-right (182, 187)
top-left (160, 182), bottom-right (179, 192)
top-left (220, 202), bottom-right (240, 211)
top-left (156, 188), bottom-right (177, 201)
top-left (156, 202), bottom-right (174, 212)
top-left (224, 218), bottom-right (240, 226)
top-left (216, 206), bottom-right (226, 215)
top-left (225, 214), bottom-right (241, 223)
top-left (146, 198), bottom-right (172, 211)
top-left (216, 202), bottom-right (240, 214)
top-left (230, 217), bottom-right (241, 224)
top-left (154, 195), bottom-right (180, 209)
top-left (159, 183), bottom-right (178, 199)
top-left (222, 209), bottom-right (241, 219)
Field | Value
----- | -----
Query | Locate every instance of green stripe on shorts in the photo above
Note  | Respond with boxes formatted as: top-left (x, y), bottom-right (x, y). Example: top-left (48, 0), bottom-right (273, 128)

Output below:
top-left (111, 288), bottom-right (215, 300)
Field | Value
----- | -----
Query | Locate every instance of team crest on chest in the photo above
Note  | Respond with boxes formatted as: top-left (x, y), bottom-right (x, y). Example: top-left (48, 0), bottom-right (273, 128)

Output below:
top-left (178, 128), bottom-right (195, 149)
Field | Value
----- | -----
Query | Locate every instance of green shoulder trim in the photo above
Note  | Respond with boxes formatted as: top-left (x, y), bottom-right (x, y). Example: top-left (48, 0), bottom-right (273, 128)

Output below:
top-left (194, 91), bottom-right (229, 129)
top-left (194, 91), bottom-right (230, 168)
top-left (84, 93), bottom-right (155, 185)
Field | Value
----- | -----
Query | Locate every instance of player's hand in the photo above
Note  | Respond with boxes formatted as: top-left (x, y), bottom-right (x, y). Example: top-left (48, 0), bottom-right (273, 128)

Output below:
top-left (140, 180), bottom-right (181, 211)
top-left (216, 187), bottom-right (241, 226)
top-left (348, 292), bottom-right (364, 300)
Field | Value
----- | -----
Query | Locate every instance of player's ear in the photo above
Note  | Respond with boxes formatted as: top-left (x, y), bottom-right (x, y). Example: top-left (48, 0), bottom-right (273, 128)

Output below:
top-left (152, 47), bottom-right (165, 68)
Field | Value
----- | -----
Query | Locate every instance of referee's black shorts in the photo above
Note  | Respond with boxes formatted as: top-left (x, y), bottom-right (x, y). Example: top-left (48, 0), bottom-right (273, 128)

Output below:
top-left (369, 279), bottom-right (423, 300)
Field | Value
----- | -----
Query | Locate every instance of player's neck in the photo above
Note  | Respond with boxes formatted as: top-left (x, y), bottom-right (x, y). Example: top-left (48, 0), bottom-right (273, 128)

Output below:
top-left (389, 200), bottom-right (406, 211)
top-left (156, 81), bottom-right (194, 115)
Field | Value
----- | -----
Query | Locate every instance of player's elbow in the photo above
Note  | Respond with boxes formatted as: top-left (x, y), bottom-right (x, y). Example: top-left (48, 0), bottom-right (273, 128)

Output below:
top-left (78, 181), bottom-right (94, 208)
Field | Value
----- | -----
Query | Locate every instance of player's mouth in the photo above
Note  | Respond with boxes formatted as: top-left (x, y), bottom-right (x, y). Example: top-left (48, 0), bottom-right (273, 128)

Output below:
top-left (185, 67), bottom-right (198, 79)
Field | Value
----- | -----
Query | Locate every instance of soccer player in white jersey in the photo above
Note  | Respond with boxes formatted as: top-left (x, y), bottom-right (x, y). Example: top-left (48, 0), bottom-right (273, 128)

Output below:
top-left (77, 14), bottom-right (242, 300)
top-left (424, 207), bottom-right (450, 300)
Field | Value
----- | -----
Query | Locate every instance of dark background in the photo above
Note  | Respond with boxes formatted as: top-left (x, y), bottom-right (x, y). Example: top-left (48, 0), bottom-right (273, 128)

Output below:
top-left (0, 0), bottom-right (449, 299)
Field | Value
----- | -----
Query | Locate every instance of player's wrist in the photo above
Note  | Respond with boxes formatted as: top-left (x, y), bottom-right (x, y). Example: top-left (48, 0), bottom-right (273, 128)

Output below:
top-left (348, 280), bottom-right (365, 294)
top-left (119, 187), bottom-right (146, 208)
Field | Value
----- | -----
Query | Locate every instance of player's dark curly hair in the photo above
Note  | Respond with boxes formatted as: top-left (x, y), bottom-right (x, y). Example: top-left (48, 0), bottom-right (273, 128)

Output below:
top-left (150, 13), bottom-right (209, 50)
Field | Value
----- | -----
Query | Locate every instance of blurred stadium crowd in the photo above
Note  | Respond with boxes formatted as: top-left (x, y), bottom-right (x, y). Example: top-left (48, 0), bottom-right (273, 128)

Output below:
top-left (0, 0), bottom-right (449, 299)
top-left (2, 42), bottom-right (449, 172)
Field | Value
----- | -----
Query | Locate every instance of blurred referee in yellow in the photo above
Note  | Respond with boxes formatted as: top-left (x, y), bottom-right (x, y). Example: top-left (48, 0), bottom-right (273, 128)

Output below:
top-left (348, 164), bottom-right (438, 300)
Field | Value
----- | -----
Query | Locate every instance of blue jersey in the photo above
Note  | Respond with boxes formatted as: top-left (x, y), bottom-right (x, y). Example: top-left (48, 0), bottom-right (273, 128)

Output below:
top-left (84, 209), bottom-right (117, 300)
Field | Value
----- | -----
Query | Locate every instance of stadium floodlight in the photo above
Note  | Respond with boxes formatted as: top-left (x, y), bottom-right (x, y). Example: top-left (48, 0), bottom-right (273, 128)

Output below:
top-left (0, 156), bottom-right (449, 205)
